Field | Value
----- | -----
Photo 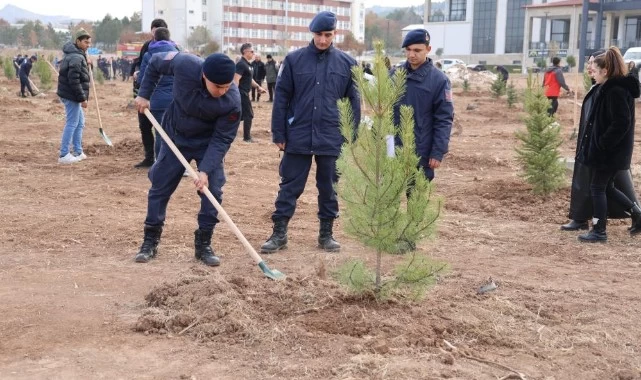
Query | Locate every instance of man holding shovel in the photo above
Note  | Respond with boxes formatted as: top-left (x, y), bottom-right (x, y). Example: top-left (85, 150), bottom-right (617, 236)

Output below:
top-left (18, 55), bottom-right (38, 97)
top-left (133, 52), bottom-right (241, 266)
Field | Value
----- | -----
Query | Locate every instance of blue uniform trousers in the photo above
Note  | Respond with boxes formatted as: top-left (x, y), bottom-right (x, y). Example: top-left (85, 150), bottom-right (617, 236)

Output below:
top-left (145, 143), bottom-right (225, 231)
top-left (273, 153), bottom-right (339, 221)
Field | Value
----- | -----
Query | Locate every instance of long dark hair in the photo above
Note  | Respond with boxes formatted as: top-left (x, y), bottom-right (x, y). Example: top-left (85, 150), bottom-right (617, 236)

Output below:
top-left (592, 46), bottom-right (628, 78)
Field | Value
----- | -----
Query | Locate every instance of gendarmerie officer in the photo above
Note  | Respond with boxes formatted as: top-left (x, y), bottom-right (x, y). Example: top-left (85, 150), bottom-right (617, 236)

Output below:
top-left (134, 53), bottom-right (241, 266)
top-left (261, 11), bottom-right (361, 254)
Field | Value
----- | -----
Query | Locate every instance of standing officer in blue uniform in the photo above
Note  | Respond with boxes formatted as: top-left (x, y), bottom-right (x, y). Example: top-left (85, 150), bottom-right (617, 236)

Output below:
top-left (261, 11), bottom-right (361, 254)
top-left (394, 29), bottom-right (453, 182)
top-left (133, 53), bottom-right (241, 266)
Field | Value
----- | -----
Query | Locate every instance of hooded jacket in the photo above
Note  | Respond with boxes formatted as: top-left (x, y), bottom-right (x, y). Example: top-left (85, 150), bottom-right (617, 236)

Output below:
top-left (138, 52), bottom-right (241, 175)
top-left (56, 41), bottom-right (90, 102)
top-left (139, 40), bottom-right (179, 111)
top-left (543, 66), bottom-right (569, 97)
top-left (577, 75), bottom-right (641, 170)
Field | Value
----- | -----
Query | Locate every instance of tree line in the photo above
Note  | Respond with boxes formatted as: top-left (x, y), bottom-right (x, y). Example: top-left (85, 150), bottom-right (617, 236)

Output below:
top-left (0, 13), bottom-right (144, 50)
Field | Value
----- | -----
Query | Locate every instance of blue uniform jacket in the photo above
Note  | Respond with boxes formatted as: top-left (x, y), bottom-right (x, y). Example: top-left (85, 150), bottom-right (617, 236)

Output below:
top-left (138, 52), bottom-right (242, 175)
top-left (392, 58), bottom-right (453, 165)
top-left (272, 42), bottom-right (361, 156)
top-left (19, 60), bottom-right (33, 79)
top-left (139, 40), bottom-right (178, 111)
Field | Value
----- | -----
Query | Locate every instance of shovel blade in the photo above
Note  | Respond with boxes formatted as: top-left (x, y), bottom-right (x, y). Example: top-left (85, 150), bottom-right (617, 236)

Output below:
top-left (100, 128), bottom-right (113, 146)
top-left (258, 261), bottom-right (286, 280)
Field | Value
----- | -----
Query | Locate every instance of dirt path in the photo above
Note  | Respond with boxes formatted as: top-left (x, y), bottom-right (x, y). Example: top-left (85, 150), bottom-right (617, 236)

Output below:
top-left (0, 75), bottom-right (639, 380)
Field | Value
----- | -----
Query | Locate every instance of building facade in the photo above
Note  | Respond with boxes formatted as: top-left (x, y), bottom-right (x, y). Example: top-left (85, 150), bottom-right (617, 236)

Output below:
top-left (142, 0), bottom-right (365, 54)
top-left (403, 0), bottom-right (641, 71)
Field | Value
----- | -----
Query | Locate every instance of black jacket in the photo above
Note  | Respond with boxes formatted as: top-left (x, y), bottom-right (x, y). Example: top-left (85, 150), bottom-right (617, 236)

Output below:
top-left (56, 42), bottom-right (90, 102)
top-left (252, 60), bottom-right (266, 82)
top-left (568, 82), bottom-right (638, 220)
top-left (577, 75), bottom-right (640, 170)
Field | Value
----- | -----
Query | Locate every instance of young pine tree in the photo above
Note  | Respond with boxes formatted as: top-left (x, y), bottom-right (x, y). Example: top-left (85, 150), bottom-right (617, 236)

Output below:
top-left (462, 78), bottom-right (470, 93)
top-left (4, 57), bottom-right (14, 80)
top-left (335, 41), bottom-right (446, 300)
top-left (515, 73), bottom-right (565, 195)
top-left (35, 59), bottom-right (52, 90)
top-left (506, 81), bottom-right (517, 108)
top-left (490, 75), bottom-right (506, 98)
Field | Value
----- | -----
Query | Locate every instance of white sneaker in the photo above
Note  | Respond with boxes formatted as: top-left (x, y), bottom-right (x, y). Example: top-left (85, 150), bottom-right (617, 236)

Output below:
top-left (58, 153), bottom-right (81, 164)
top-left (74, 153), bottom-right (87, 161)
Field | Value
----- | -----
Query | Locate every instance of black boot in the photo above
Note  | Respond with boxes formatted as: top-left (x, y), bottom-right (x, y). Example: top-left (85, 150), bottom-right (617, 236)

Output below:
top-left (194, 229), bottom-right (220, 266)
top-left (318, 218), bottom-right (340, 252)
top-left (628, 203), bottom-right (641, 235)
top-left (260, 217), bottom-right (289, 253)
top-left (134, 120), bottom-right (155, 168)
top-left (560, 220), bottom-right (589, 231)
top-left (578, 219), bottom-right (607, 243)
top-left (135, 225), bottom-right (162, 262)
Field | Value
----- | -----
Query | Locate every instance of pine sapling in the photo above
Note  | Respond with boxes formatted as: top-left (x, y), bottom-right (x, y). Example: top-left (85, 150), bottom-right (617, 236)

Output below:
top-left (490, 75), bottom-right (506, 98)
top-left (462, 78), bottom-right (470, 93)
top-left (35, 59), bottom-right (52, 90)
top-left (4, 57), bottom-right (14, 80)
top-left (335, 41), bottom-right (446, 300)
top-left (515, 73), bottom-right (565, 195)
top-left (506, 81), bottom-right (517, 108)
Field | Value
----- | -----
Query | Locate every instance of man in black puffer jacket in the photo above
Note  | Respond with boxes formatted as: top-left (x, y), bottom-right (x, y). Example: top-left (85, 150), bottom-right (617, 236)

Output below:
top-left (56, 29), bottom-right (92, 164)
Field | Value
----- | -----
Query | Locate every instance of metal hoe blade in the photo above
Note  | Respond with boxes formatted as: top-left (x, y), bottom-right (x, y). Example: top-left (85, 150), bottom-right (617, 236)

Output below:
top-left (258, 261), bottom-right (286, 280)
top-left (100, 128), bottom-right (113, 146)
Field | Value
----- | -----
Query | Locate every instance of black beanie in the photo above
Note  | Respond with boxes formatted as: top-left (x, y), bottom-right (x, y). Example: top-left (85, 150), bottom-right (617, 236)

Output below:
top-left (202, 53), bottom-right (236, 85)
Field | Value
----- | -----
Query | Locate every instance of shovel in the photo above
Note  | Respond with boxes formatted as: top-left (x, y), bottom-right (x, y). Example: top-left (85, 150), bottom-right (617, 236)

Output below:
top-left (143, 109), bottom-right (285, 280)
top-left (88, 66), bottom-right (113, 146)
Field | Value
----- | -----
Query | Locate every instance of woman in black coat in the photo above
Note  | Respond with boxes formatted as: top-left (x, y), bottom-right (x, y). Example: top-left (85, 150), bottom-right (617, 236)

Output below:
top-left (561, 50), bottom-right (639, 231)
top-left (576, 47), bottom-right (641, 242)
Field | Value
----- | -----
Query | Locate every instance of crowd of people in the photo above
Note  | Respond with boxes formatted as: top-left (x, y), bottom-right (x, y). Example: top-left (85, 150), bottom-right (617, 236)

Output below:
top-left (19, 8), bottom-right (637, 266)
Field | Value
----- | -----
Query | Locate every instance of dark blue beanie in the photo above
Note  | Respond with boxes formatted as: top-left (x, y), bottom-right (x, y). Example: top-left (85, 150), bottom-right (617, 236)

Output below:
top-left (309, 11), bottom-right (337, 33)
top-left (202, 53), bottom-right (236, 84)
top-left (402, 29), bottom-right (431, 48)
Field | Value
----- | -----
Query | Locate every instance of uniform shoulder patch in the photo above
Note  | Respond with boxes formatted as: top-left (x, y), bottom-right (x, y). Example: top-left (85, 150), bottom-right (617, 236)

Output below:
top-left (228, 111), bottom-right (240, 122)
top-left (445, 89), bottom-right (453, 103)
top-left (164, 51), bottom-right (179, 61)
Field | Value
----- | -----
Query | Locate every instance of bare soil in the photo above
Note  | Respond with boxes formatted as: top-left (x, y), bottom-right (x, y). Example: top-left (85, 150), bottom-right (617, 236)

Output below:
top-left (0, 73), bottom-right (640, 380)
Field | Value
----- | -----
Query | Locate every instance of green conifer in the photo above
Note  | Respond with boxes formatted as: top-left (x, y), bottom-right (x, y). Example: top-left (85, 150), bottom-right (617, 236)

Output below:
top-left (335, 41), bottom-right (446, 300)
top-left (515, 73), bottom-right (565, 195)
top-left (506, 81), bottom-right (517, 108)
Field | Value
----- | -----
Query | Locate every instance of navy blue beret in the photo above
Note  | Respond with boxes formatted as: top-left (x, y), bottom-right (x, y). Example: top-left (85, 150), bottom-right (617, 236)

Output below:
top-left (202, 53), bottom-right (236, 85)
top-left (402, 29), bottom-right (431, 48)
top-left (309, 11), bottom-right (337, 33)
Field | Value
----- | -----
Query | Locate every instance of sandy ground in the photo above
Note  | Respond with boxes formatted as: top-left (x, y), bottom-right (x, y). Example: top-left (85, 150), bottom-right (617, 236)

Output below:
top-left (0, 70), bottom-right (640, 380)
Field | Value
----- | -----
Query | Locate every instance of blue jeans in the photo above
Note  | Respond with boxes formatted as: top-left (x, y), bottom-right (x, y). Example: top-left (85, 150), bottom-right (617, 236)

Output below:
top-left (59, 98), bottom-right (85, 157)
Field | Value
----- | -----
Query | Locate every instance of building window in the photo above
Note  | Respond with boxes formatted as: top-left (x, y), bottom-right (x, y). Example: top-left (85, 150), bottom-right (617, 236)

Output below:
top-left (189, 10), bottom-right (194, 14)
top-left (504, 0), bottom-right (530, 53)
top-left (472, 0), bottom-right (497, 54)
top-left (550, 19), bottom-right (570, 47)
top-left (158, 10), bottom-right (164, 15)
top-left (202, 0), bottom-right (207, 4)
top-left (449, 0), bottom-right (466, 21)
top-left (203, 12), bottom-right (207, 21)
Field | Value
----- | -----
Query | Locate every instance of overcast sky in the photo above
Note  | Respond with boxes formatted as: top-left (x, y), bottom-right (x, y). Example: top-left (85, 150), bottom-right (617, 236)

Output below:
top-left (0, 0), bottom-right (427, 22)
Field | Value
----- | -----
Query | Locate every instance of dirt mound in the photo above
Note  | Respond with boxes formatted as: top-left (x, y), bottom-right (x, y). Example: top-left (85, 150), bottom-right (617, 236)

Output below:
top-left (446, 64), bottom-right (498, 87)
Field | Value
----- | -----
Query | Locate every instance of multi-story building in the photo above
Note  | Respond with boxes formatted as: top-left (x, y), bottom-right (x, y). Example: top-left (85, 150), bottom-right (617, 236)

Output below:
top-left (402, 0), bottom-right (641, 72)
top-left (142, 0), bottom-right (365, 54)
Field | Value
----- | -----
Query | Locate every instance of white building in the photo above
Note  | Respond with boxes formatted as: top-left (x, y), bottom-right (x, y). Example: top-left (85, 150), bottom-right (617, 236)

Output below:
top-left (402, 0), bottom-right (641, 71)
top-left (142, 0), bottom-right (365, 54)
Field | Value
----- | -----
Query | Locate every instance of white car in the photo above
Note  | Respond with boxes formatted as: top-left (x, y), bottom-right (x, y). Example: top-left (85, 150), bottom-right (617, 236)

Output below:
top-left (437, 58), bottom-right (465, 71)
